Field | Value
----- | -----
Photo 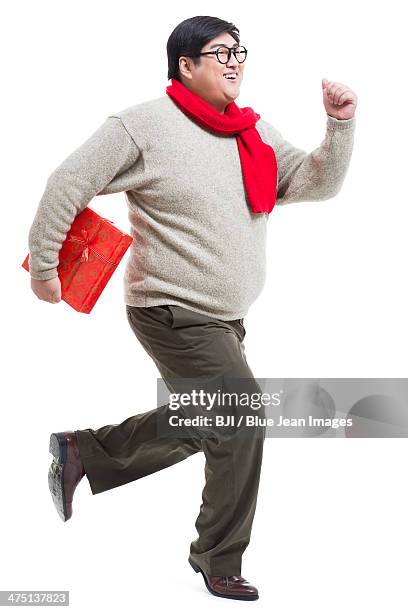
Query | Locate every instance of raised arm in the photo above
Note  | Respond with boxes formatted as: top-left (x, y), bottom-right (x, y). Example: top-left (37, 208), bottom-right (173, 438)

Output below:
top-left (256, 78), bottom-right (357, 207)
top-left (256, 113), bottom-right (356, 206)
top-left (28, 116), bottom-right (140, 281)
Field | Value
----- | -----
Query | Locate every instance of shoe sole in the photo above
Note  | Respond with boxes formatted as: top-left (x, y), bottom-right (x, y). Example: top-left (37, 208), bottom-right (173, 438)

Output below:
top-left (188, 556), bottom-right (259, 601)
top-left (48, 433), bottom-right (69, 522)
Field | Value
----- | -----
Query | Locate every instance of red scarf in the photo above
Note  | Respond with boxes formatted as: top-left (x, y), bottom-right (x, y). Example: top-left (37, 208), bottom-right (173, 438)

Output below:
top-left (165, 78), bottom-right (278, 215)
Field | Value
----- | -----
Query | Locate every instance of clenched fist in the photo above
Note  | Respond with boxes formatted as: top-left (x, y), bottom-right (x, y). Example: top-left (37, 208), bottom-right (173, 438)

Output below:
top-left (31, 276), bottom-right (62, 304)
top-left (322, 78), bottom-right (357, 120)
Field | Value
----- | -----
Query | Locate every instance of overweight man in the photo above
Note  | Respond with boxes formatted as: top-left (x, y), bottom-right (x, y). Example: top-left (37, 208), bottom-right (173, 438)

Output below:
top-left (28, 15), bottom-right (357, 601)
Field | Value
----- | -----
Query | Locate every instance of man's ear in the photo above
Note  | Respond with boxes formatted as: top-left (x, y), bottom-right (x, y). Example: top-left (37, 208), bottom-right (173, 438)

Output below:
top-left (179, 56), bottom-right (193, 80)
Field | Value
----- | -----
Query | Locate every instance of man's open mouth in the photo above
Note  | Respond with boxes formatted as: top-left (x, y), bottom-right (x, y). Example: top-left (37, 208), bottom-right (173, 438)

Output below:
top-left (223, 73), bottom-right (238, 81)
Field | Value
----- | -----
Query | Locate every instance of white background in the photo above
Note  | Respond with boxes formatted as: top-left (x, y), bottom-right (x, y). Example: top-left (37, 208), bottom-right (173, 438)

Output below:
top-left (3, 0), bottom-right (408, 610)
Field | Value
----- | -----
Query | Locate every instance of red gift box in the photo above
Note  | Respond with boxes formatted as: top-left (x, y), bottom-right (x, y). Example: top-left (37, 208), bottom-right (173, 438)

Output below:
top-left (22, 206), bottom-right (133, 314)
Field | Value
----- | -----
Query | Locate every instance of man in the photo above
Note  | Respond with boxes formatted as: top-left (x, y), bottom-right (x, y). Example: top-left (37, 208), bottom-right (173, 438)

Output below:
top-left (28, 15), bottom-right (357, 601)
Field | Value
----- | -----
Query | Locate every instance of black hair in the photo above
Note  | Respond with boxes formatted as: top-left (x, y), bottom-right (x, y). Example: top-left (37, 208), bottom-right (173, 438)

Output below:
top-left (167, 15), bottom-right (240, 82)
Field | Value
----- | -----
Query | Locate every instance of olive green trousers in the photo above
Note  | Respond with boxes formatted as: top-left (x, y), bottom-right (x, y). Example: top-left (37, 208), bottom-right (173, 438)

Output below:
top-left (75, 304), bottom-right (266, 575)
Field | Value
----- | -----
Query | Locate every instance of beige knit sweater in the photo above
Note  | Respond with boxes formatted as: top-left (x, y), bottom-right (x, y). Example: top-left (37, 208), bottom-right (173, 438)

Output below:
top-left (28, 94), bottom-right (355, 320)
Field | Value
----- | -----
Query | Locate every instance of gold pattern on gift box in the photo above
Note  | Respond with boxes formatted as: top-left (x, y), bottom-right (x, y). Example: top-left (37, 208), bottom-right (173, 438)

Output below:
top-left (63, 219), bottom-right (118, 292)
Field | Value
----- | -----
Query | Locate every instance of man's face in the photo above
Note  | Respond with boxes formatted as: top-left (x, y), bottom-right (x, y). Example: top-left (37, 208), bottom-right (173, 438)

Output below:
top-left (179, 32), bottom-right (245, 113)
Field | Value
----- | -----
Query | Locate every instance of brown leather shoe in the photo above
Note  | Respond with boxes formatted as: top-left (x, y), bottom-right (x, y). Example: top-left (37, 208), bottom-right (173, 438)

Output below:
top-left (48, 431), bottom-right (85, 522)
top-left (188, 556), bottom-right (259, 601)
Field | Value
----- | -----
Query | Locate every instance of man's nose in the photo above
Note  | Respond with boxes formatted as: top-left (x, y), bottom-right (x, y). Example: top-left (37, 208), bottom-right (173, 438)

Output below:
top-left (226, 52), bottom-right (240, 68)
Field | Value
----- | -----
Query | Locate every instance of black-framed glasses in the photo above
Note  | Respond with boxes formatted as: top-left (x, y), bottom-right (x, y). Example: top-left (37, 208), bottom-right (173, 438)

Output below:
top-left (196, 45), bottom-right (248, 65)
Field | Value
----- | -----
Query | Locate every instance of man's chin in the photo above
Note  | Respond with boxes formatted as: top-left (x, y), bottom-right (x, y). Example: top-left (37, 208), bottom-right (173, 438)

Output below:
top-left (223, 88), bottom-right (240, 101)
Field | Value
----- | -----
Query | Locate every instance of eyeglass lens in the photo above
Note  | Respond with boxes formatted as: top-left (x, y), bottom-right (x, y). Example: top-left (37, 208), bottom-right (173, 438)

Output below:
top-left (216, 46), bottom-right (247, 64)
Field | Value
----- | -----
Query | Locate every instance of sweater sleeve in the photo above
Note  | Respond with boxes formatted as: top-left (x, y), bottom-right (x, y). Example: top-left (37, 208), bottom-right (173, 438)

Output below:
top-left (27, 116), bottom-right (141, 280)
top-left (256, 114), bottom-right (356, 206)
